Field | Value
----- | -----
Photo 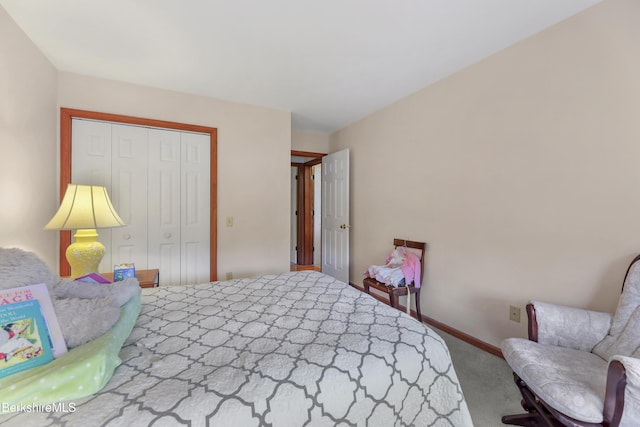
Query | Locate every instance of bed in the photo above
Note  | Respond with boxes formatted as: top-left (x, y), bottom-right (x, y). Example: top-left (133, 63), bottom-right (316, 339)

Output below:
top-left (2, 271), bottom-right (472, 426)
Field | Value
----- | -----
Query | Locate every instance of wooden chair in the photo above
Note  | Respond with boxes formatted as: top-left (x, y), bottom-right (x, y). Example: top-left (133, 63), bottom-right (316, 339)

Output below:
top-left (363, 239), bottom-right (426, 322)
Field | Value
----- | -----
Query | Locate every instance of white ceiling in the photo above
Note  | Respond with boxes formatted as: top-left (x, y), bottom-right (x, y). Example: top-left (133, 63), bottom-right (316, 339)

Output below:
top-left (2, 0), bottom-right (601, 133)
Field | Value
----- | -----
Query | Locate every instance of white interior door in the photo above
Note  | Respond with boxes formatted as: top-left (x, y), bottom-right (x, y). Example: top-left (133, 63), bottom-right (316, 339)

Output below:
top-left (321, 149), bottom-right (350, 283)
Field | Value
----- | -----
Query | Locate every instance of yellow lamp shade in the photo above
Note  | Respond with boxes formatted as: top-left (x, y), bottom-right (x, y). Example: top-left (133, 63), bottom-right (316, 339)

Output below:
top-left (45, 184), bottom-right (125, 230)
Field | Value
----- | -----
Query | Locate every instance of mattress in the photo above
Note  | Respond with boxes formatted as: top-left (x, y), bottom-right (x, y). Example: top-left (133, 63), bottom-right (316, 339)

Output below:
top-left (1, 271), bottom-right (472, 426)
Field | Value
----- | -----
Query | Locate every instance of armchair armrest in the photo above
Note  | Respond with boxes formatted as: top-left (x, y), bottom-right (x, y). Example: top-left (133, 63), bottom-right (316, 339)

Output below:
top-left (607, 356), bottom-right (640, 427)
top-left (528, 301), bottom-right (612, 352)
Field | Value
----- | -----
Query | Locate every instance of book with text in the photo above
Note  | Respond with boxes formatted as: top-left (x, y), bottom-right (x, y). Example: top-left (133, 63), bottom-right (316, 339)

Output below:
top-left (0, 300), bottom-right (54, 379)
top-left (0, 284), bottom-right (67, 358)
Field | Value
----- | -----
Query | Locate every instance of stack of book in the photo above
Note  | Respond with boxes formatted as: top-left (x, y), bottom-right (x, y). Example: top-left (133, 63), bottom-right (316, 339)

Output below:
top-left (0, 284), bottom-right (67, 379)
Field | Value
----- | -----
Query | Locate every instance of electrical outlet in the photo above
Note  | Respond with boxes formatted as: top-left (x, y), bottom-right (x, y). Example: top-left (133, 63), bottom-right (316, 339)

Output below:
top-left (509, 305), bottom-right (521, 323)
top-left (226, 216), bottom-right (233, 227)
top-left (225, 272), bottom-right (233, 280)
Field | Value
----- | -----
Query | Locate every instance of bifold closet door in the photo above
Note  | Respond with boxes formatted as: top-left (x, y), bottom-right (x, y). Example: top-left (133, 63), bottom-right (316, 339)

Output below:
top-left (110, 124), bottom-right (149, 269)
top-left (146, 130), bottom-right (210, 285)
top-left (71, 121), bottom-right (149, 272)
top-left (71, 119), bottom-right (210, 285)
top-left (147, 128), bottom-right (182, 285)
top-left (71, 119), bottom-right (114, 272)
top-left (180, 132), bottom-right (210, 285)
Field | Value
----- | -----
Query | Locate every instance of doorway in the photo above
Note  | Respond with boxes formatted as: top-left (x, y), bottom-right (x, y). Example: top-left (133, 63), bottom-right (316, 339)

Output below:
top-left (291, 150), bottom-right (325, 271)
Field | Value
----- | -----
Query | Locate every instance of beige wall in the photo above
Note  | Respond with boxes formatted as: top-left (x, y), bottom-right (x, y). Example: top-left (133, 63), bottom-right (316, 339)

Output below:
top-left (0, 8), bottom-right (58, 268)
top-left (330, 0), bottom-right (640, 347)
top-left (57, 73), bottom-right (292, 279)
top-left (292, 129), bottom-right (330, 153)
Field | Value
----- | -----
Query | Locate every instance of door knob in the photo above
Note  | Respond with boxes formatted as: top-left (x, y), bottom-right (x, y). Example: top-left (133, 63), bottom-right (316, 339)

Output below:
top-left (339, 224), bottom-right (352, 229)
top-left (123, 234), bottom-right (131, 240)
top-left (164, 232), bottom-right (172, 239)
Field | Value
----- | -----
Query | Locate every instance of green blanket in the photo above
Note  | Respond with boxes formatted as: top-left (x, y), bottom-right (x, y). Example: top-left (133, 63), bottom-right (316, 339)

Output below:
top-left (0, 294), bottom-right (141, 413)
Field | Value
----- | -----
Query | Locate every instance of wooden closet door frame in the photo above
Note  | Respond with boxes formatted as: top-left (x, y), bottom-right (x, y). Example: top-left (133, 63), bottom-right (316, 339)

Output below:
top-left (59, 107), bottom-right (218, 281)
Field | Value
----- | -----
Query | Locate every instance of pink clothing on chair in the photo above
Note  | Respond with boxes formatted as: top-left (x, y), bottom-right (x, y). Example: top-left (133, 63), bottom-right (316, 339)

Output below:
top-left (401, 251), bottom-right (421, 289)
top-left (384, 247), bottom-right (422, 289)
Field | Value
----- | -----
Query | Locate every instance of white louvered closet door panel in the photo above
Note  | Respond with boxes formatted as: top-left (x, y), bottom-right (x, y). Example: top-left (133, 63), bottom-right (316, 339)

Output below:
top-left (147, 128), bottom-right (181, 286)
top-left (71, 119), bottom-right (114, 272)
top-left (180, 132), bottom-right (210, 285)
top-left (110, 124), bottom-right (149, 269)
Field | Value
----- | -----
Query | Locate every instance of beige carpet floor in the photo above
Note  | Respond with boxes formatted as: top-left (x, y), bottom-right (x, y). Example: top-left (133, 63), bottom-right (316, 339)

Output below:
top-left (431, 327), bottom-right (524, 427)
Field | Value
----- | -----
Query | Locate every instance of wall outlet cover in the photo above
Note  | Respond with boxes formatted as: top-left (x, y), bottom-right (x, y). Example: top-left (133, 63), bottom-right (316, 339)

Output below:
top-left (509, 305), bottom-right (521, 323)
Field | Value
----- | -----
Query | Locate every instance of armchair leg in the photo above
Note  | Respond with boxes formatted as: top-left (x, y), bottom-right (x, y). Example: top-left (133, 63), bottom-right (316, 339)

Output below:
top-left (502, 373), bottom-right (562, 427)
top-left (501, 413), bottom-right (546, 427)
top-left (513, 374), bottom-right (537, 414)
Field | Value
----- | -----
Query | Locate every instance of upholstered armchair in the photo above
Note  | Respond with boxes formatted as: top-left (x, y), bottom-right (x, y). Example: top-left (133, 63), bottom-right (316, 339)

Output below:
top-left (501, 255), bottom-right (640, 427)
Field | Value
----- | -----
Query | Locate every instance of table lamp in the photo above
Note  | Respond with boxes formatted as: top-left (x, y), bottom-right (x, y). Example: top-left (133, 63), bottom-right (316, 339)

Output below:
top-left (45, 184), bottom-right (125, 278)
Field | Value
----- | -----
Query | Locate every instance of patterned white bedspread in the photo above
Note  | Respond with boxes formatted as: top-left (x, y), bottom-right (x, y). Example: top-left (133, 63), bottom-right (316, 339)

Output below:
top-left (3, 271), bottom-right (472, 426)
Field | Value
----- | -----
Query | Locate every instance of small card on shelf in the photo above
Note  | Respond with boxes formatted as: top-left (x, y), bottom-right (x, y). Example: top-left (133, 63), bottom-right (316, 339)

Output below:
top-left (114, 263), bottom-right (136, 282)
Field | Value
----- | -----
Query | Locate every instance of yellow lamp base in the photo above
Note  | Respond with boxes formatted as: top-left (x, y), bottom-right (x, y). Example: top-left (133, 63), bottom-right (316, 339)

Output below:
top-left (66, 229), bottom-right (105, 279)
